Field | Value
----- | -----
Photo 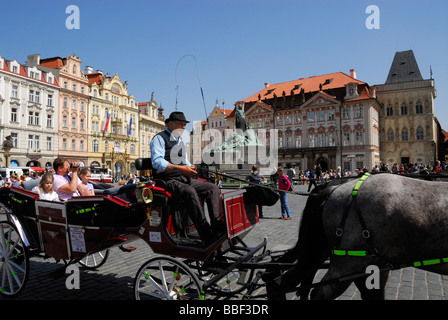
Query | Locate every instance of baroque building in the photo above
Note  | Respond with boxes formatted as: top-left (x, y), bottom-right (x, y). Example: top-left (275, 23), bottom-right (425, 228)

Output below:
top-left (86, 69), bottom-right (139, 178)
top-left (138, 92), bottom-right (165, 159)
top-left (374, 50), bottom-right (438, 166)
top-left (0, 54), bottom-right (59, 168)
top-left (228, 70), bottom-right (382, 171)
top-left (39, 55), bottom-right (90, 166)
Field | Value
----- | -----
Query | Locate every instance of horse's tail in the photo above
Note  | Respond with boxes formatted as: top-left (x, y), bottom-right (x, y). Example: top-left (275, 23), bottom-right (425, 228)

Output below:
top-left (265, 180), bottom-right (343, 299)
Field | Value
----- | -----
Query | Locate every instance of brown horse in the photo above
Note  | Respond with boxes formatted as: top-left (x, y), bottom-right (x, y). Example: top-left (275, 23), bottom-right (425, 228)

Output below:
top-left (266, 173), bottom-right (448, 300)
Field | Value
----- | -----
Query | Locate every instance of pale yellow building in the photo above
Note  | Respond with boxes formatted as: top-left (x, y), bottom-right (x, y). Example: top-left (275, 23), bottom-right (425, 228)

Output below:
top-left (138, 92), bottom-right (165, 159)
top-left (86, 69), bottom-right (139, 178)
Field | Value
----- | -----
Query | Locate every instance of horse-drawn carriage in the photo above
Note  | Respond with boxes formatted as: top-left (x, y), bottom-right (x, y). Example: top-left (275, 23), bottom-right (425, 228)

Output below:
top-left (0, 158), bottom-right (286, 299)
top-left (2, 160), bottom-right (448, 300)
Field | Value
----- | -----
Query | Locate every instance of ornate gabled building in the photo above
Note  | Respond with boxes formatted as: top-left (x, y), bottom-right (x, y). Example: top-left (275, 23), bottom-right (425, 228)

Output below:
top-left (39, 54), bottom-right (90, 166)
top-left (0, 54), bottom-right (59, 168)
top-left (228, 70), bottom-right (382, 171)
top-left (86, 69), bottom-right (139, 178)
top-left (138, 92), bottom-right (165, 159)
top-left (373, 50), bottom-right (438, 166)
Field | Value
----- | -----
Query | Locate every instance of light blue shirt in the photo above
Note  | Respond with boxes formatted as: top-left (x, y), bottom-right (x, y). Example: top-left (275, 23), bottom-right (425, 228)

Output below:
top-left (150, 129), bottom-right (191, 173)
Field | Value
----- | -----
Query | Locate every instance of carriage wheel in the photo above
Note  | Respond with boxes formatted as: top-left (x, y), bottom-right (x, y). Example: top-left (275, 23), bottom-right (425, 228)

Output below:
top-left (197, 247), bottom-right (255, 295)
top-left (78, 250), bottom-right (110, 270)
top-left (0, 221), bottom-right (30, 296)
top-left (134, 256), bottom-right (203, 300)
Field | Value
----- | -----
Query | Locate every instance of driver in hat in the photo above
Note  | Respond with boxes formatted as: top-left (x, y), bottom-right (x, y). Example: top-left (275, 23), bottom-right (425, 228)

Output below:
top-left (150, 111), bottom-right (225, 244)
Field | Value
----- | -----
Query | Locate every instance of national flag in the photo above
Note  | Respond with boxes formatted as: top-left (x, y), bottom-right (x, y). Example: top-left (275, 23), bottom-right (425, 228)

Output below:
top-left (128, 117), bottom-right (133, 135)
top-left (103, 111), bottom-right (111, 131)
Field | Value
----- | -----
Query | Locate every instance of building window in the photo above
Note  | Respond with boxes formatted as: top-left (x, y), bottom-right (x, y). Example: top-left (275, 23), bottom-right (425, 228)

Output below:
top-left (11, 108), bottom-right (18, 122)
top-left (308, 134), bottom-right (315, 147)
top-left (72, 99), bottom-right (76, 110)
top-left (354, 106), bottom-right (363, 118)
top-left (317, 134), bottom-right (325, 147)
top-left (47, 114), bottom-right (53, 127)
top-left (34, 135), bottom-right (40, 149)
top-left (47, 94), bottom-right (53, 106)
top-left (328, 110), bottom-right (335, 121)
top-left (130, 144), bottom-right (136, 155)
top-left (329, 133), bottom-right (336, 146)
top-left (401, 128), bottom-right (408, 141)
top-left (63, 97), bottom-right (68, 108)
top-left (415, 101), bottom-right (423, 114)
top-left (401, 103), bottom-right (408, 115)
top-left (295, 136), bottom-right (302, 148)
top-left (416, 127), bottom-right (424, 140)
top-left (11, 85), bottom-right (18, 98)
top-left (72, 118), bottom-right (76, 128)
top-left (46, 137), bottom-right (52, 150)
top-left (29, 90), bottom-right (34, 102)
top-left (386, 105), bottom-right (393, 116)
top-left (355, 132), bottom-right (363, 145)
top-left (63, 138), bottom-right (67, 150)
top-left (92, 140), bottom-right (99, 152)
top-left (11, 133), bottom-right (18, 148)
top-left (387, 129), bottom-right (394, 142)
top-left (80, 140), bottom-right (84, 151)
top-left (28, 135), bottom-right (34, 149)
top-left (80, 119), bottom-right (85, 130)
top-left (317, 111), bottom-right (325, 122)
top-left (343, 132), bottom-right (350, 146)
top-left (307, 112), bottom-right (314, 122)
top-left (72, 139), bottom-right (76, 151)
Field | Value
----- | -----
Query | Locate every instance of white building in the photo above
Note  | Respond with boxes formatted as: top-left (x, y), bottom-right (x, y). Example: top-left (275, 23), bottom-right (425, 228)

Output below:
top-left (0, 55), bottom-right (59, 168)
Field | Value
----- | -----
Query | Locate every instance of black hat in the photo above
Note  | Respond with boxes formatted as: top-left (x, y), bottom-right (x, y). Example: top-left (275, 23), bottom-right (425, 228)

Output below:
top-left (165, 111), bottom-right (190, 124)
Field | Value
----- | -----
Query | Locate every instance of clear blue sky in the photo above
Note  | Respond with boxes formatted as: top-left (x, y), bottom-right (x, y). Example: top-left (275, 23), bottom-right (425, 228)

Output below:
top-left (1, 0), bottom-right (447, 129)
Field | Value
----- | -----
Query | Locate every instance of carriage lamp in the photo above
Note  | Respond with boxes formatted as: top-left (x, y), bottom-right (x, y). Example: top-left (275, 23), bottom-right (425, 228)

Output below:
top-left (136, 186), bottom-right (153, 205)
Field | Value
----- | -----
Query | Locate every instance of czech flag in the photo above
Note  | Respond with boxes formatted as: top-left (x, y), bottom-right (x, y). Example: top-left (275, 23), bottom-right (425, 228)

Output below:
top-left (103, 111), bottom-right (111, 131)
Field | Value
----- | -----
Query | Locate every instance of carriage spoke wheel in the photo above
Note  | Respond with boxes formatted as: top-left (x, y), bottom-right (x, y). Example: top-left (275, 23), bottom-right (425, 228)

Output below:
top-left (197, 247), bottom-right (255, 295)
top-left (134, 257), bottom-right (203, 300)
top-left (0, 221), bottom-right (29, 296)
top-left (78, 250), bottom-right (109, 270)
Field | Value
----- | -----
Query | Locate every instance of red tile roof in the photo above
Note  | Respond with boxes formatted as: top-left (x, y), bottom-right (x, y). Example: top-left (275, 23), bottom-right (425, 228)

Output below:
top-left (242, 72), bottom-right (365, 103)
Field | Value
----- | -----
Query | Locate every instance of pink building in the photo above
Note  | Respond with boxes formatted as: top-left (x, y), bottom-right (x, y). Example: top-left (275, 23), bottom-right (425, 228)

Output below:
top-left (40, 55), bottom-right (89, 166)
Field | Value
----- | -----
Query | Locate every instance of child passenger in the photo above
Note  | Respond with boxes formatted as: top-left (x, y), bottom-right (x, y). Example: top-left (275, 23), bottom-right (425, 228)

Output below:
top-left (77, 168), bottom-right (95, 196)
top-left (32, 172), bottom-right (59, 201)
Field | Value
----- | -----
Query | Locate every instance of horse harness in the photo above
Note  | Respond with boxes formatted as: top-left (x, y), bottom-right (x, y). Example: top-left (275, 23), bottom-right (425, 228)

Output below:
top-left (331, 173), bottom-right (379, 258)
top-left (330, 173), bottom-right (448, 271)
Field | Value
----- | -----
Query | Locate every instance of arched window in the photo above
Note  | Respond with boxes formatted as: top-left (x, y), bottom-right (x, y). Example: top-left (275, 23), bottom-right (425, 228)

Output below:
top-left (416, 127), bottom-right (424, 140)
top-left (386, 105), bottom-right (393, 116)
top-left (387, 129), bottom-right (394, 141)
top-left (401, 103), bottom-right (408, 115)
top-left (415, 101), bottom-right (423, 114)
top-left (401, 128), bottom-right (408, 141)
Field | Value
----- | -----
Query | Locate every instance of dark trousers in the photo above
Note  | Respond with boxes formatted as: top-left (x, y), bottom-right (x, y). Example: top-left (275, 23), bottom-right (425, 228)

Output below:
top-left (164, 178), bottom-right (221, 228)
top-left (307, 178), bottom-right (317, 192)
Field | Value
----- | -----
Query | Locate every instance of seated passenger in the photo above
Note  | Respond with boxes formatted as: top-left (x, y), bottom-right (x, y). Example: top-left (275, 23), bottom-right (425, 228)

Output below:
top-left (53, 158), bottom-right (89, 201)
top-left (76, 168), bottom-right (95, 196)
top-left (32, 172), bottom-right (59, 201)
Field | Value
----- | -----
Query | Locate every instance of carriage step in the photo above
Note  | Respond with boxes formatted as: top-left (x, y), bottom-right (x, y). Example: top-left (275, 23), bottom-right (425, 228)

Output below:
top-left (119, 245), bottom-right (137, 252)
